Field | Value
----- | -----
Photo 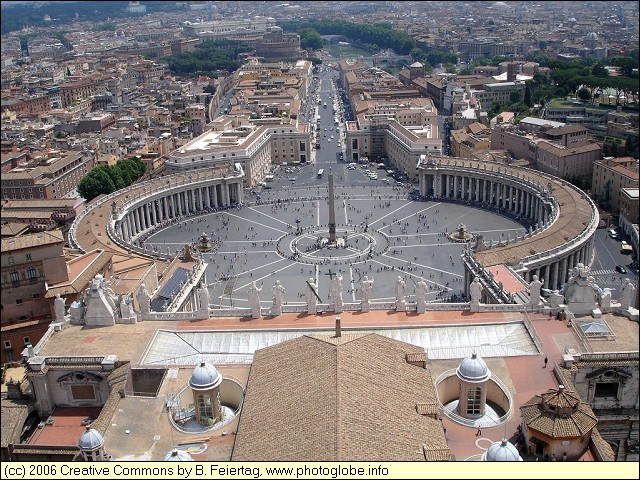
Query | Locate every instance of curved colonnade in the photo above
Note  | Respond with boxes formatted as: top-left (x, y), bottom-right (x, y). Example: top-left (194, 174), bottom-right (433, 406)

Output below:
top-left (69, 167), bottom-right (244, 260)
top-left (417, 156), bottom-right (599, 293)
top-left (70, 158), bottom-right (598, 304)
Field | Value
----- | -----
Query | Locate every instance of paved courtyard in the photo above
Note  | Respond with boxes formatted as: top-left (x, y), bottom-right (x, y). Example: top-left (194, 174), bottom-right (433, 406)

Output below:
top-left (145, 166), bottom-right (530, 309)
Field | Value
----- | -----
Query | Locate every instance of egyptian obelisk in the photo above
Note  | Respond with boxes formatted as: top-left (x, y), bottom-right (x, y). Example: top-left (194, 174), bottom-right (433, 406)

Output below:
top-left (328, 169), bottom-right (336, 243)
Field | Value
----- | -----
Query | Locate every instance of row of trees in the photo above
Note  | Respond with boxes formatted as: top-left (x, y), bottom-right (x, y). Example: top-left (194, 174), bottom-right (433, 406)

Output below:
top-left (282, 19), bottom-right (458, 72)
top-left (77, 157), bottom-right (146, 202)
top-left (162, 40), bottom-right (252, 76)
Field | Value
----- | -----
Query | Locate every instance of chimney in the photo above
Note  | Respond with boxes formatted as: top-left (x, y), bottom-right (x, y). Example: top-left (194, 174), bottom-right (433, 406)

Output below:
top-left (335, 317), bottom-right (341, 338)
top-left (27, 344), bottom-right (35, 358)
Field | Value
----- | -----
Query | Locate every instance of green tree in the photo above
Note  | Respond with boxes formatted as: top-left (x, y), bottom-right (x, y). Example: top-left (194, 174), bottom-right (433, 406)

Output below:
top-left (298, 28), bottom-right (322, 51)
top-left (577, 87), bottom-right (591, 101)
top-left (591, 62), bottom-right (608, 77)
top-left (509, 91), bottom-right (521, 104)
top-left (524, 82), bottom-right (532, 107)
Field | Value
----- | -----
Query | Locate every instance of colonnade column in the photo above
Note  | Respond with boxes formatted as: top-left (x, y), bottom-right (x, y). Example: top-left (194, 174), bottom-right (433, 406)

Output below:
top-left (204, 187), bottom-right (211, 209)
top-left (550, 261), bottom-right (559, 291)
top-left (223, 184), bottom-right (230, 206)
top-left (133, 208), bottom-right (141, 234)
top-left (559, 256), bottom-right (568, 286)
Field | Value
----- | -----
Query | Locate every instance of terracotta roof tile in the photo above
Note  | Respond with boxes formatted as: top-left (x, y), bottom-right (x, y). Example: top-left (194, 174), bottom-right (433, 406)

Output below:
top-left (232, 333), bottom-right (449, 461)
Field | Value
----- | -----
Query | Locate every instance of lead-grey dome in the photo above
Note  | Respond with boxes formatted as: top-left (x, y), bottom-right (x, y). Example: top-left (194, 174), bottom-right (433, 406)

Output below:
top-left (585, 32), bottom-right (598, 41)
top-left (483, 438), bottom-right (522, 461)
top-left (189, 361), bottom-right (222, 390)
top-left (164, 448), bottom-right (194, 461)
top-left (78, 426), bottom-right (104, 450)
top-left (456, 353), bottom-right (491, 382)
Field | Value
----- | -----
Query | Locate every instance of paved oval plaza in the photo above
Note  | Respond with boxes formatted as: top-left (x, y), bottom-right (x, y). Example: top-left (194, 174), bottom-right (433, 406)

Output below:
top-left (145, 177), bottom-right (529, 309)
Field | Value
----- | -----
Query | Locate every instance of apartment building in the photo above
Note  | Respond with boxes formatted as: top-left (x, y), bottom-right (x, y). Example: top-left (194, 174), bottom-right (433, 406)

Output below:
top-left (450, 122), bottom-right (491, 159)
top-left (592, 157), bottom-right (640, 214)
top-left (60, 79), bottom-right (96, 108)
top-left (536, 141), bottom-right (602, 178)
top-left (1, 151), bottom-right (95, 200)
top-left (1, 230), bottom-right (67, 362)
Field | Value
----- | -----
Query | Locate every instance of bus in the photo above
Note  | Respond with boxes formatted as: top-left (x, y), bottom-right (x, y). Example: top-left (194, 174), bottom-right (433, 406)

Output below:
top-left (317, 169), bottom-right (324, 178)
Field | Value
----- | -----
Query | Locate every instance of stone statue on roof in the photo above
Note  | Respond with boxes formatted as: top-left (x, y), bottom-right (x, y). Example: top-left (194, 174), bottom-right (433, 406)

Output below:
top-left (360, 275), bottom-right (374, 312)
top-left (306, 278), bottom-right (319, 314)
top-left (330, 272), bottom-right (344, 313)
top-left (271, 280), bottom-right (286, 316)
top-left (137, 283), bottom-right (151, 314)
top-left (529, 275), bottom-right (542, 307)
top-left (620, 278), bottom-right (636, 310)
top-left (248, 281), bottom-right (262, 319)
top-left (54, 294), bottom-right (66, 322)
top-left (416, 277), bottom-right (428, 314)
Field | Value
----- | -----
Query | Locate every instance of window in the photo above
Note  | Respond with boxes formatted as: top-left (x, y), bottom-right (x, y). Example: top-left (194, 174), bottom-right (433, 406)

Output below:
top-left (8, 256), bottom-right (14, 265)
top-left (4, 340), bottom-right (11, 349)
top-left (23, 336), bottom-right (30, 345)
top-left (71, 385), bottom-right (96, 400)
top-left (594, 382), bottom-right (619, 399)
top-left (27, 267), bottom-right (37, 282)
top-left (33, 293), bottom-right (40, 299)
top-left (16, 299), bottom-right (22, 305)
top-left (466, 387), bottom-right (482, 416)
top-left (197, 394), bottom-right (213, 420)
top-left (10, 270), bottom-right (19, 285)
top-left (26, 253), bottom-right (31, 261)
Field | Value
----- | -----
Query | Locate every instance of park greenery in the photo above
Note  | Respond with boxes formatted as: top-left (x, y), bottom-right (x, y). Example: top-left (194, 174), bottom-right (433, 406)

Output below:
top-left (1, 1), bottom-right (181, 35)
top-left (281, 19), bottom-right (458, 73)
top-left (162, 40), bottom-right (252, 76)
top-left (77, 157), bottom-right (146, 202)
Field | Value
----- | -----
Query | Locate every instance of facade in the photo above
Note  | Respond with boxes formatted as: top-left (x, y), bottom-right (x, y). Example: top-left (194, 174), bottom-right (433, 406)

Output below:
top-left (166, 118), bottom-right (310, 185)
top-left (59, 79), bottom-right (96, 109)
top-left (345, 106), bottom-right (441, 172)
top-left (536, 141), bottom-right (602, 178)
top-left (592, 158), bottom-right (640, 214)
top-left (560, 351), bottom-right (639, 461)
top-left (1, 151), bottom-right (95, 200)
top-left (1, 230), bottom-right (67, 364)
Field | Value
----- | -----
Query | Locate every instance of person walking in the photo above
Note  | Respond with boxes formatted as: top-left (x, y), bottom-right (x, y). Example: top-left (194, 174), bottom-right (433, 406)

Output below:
top-left (476, 427), bottom-right (482, 437)
top-left (544, 356), bottom-right (548, 368)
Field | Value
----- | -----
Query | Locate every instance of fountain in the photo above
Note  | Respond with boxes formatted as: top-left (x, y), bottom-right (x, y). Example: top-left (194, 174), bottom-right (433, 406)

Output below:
top-left (448, 223), bottom-right (474, 243)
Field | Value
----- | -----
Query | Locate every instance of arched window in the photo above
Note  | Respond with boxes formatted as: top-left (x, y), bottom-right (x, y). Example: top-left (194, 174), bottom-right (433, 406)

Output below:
top-left (27, 267), bottom-right (37, 282)
top-left (10, 270), bottom-right (19, 286)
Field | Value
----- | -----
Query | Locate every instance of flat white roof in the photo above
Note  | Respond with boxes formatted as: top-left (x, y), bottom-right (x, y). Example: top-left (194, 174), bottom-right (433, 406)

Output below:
top-left (519, 117), bottom-right (566, 128)
top-left (141, 322), bottom-right (538, 366)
